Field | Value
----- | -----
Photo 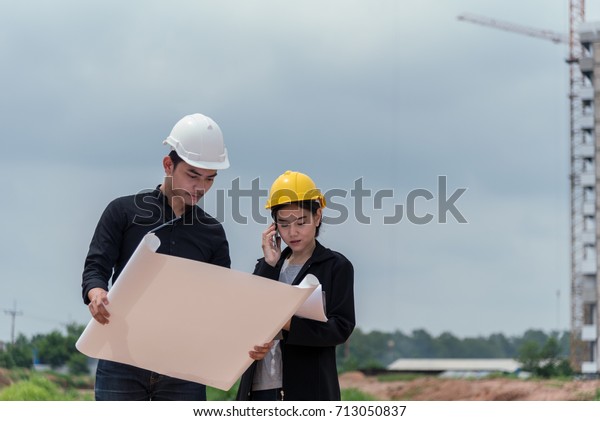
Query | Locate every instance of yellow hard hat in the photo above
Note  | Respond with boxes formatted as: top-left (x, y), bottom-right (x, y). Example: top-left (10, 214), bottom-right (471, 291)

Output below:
top-left (265, 170), bottom-right (326, 209)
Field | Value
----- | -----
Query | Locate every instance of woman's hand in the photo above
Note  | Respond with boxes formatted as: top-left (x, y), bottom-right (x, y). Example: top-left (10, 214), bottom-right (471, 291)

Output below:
top-left (248, 341), bottom-right (275, 361)
top-left (262, 223), bottom-right (281, 267)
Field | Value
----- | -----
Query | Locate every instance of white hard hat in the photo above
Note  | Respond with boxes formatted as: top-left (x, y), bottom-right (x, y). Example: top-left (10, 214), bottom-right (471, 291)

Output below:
top-left (163, 113), bottom-right (230, 170)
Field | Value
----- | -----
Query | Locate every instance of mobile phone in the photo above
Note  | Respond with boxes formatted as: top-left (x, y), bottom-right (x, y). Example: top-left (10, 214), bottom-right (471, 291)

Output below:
top-left (272, 229), bottom-right (280, 248)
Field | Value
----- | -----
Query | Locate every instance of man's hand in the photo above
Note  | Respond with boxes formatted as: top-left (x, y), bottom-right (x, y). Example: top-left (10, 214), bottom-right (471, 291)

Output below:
top-left (249, 341), bottom-right (275, 361)
top-left (88, 287), bottom-right (110, 324)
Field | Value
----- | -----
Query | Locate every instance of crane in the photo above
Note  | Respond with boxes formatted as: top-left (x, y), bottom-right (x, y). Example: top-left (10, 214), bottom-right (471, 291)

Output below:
top-left (458, 1), bottom-right (589, 373)
top-left (457, 13), bottom-right (568, 44)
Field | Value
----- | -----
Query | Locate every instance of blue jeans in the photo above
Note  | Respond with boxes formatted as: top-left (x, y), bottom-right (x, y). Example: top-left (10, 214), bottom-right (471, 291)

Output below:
top-left (95, 359), bottom-right (206, 401)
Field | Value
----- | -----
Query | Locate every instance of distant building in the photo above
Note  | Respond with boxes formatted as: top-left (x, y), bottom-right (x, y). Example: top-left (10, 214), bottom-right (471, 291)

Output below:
top-left (387, 358), bottom-right (522, 378)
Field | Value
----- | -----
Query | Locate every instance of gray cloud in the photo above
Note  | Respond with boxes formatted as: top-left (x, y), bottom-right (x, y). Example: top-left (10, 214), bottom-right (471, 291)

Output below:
top-left (0, 0), bottom-right (579, 340)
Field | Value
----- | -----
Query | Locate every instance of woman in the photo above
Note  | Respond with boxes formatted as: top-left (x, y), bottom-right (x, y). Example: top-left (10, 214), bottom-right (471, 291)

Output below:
top-left (237, 170), bottom-right (355, 401)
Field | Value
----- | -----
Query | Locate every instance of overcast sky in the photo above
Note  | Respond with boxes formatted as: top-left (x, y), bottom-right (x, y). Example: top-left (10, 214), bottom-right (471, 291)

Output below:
top-left (2, 0), bottom-right (598, 342)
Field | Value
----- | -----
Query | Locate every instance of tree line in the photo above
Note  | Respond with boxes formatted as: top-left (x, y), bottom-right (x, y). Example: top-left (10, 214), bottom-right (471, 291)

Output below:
top-left (336, 328), bottom-right (570, 374)
top-left (0, 324), bottom-right (571, 377)
top-left (0, 323), bottom-right (88, 375)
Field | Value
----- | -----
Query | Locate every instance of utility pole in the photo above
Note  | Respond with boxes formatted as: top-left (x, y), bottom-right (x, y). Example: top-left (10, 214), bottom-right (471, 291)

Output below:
top-left (4, 301), bottom-right (23, 344)
top-left (557, 289), bottom-right (561, 332)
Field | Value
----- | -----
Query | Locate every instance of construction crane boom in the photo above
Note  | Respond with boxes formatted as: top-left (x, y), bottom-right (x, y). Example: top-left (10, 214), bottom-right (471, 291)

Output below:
top-left (457, 13), bottom-right (568, 44)
top-left (459, 1), bottom-right (590, 373)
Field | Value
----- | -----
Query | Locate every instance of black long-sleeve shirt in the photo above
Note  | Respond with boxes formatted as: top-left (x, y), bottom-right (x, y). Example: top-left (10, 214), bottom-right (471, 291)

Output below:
top-left (81, 186), bottom-right (230, 304)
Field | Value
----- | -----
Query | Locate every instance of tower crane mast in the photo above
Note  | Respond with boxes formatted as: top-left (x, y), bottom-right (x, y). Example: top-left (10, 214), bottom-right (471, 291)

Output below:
top-left (458, 1), bottom-right (590, 373)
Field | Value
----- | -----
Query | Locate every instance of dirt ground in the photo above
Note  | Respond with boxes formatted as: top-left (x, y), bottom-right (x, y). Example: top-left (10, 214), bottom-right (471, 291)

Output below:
top-left (339, 371), bottom-right (600, 401)
top-left (3, 368), bottom-right (599, 401)
top-left (0, 369), bottom-right (10, 388)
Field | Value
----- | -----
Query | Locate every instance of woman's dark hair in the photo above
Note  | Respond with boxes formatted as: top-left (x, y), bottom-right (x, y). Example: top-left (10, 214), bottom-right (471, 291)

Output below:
top-left (168, 150), bottom-right (183, 168)
top-left (271, 200), bottom-right (322, 237)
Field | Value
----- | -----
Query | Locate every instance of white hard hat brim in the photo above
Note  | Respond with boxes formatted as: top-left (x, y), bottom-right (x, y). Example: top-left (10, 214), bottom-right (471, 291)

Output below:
top-left (163, 137), bottom-right (230, 170)
top-left (179, 148), bottom-right (230, 170)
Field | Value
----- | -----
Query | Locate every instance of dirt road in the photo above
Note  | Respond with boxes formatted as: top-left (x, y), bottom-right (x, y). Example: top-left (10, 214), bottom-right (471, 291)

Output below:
top-left (339, 371), bottom-right (600, 400)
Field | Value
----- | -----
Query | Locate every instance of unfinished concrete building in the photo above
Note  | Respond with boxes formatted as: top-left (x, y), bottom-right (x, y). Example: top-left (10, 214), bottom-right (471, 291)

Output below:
top-left (572, 22), bottom-right (600, 374)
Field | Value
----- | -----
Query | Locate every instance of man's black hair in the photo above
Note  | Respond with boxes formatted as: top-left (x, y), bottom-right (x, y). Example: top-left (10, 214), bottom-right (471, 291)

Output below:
top-left (168, 150), bottom-right (183, 168)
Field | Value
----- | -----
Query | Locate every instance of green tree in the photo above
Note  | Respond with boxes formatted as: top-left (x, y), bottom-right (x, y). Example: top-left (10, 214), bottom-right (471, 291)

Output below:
top-left (412, 329), bottom-right (435, 358)
top-left (7, 334), bottom-right (33, 369)
top-left (390, 330), bottom-right (415, 358)
top-left (341, 328), bottom-right (378, 369)
top-left (538, 337), bottom-right (572, 377)
top-left (67, 352), bottom-right (90, 375)
top-left (516, 329), bottom-right (549, 352)
top-left (0, 349), bottom-right (15, 368)
top-left (488, 333), bottom-right (513, 357)
top-left (517, 340), bottom-right (541, 373)
top-left (65, 323), bottom-right (85, 353)
top-left (435, 332), bottom-right (465, 357)
top-left (64, 323), bottom-right (89, 375)
top-left (517, 337), bottom-right (573, 378)
top-left (337, 328), bottom-right (571, 372)
top-left (0, 323), bottom-right (88, 372)
top-left (557, 331), bottom-right (570, 357)
top-left (32, 331), bottom-right (69, 368)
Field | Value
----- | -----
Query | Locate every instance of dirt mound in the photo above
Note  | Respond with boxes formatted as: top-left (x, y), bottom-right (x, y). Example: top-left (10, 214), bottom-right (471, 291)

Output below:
top-left (339, 372), bottom-right (600, 401)
top-left (0, 369), bottom-right (12, 388)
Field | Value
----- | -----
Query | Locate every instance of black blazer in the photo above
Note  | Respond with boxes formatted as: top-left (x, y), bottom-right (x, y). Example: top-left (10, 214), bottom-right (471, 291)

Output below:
top-left (236, 241), bottom-right (355, 400)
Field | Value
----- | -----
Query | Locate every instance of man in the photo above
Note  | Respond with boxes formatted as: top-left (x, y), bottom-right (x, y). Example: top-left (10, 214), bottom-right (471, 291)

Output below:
top-left (82, 113), bottom-right (269, 400)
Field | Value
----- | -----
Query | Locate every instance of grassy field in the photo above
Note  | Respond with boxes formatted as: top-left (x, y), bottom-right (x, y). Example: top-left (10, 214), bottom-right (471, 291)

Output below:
top-left (0, 369), bottom-right (375, 401)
